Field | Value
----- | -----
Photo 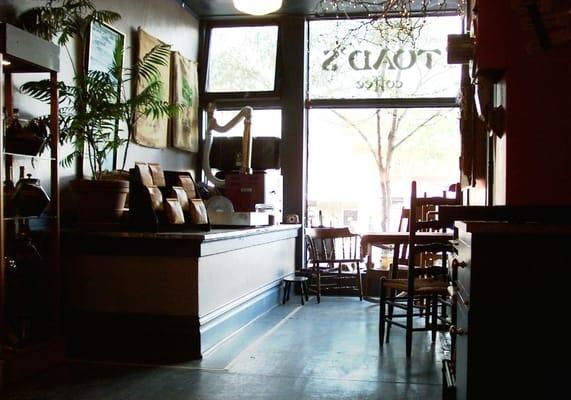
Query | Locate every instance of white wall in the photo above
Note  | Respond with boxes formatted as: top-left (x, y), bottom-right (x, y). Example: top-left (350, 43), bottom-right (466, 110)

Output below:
top-left (94, 0), bottom-right (200, 173)
top-left (1, 0), bottom-right (199, 208)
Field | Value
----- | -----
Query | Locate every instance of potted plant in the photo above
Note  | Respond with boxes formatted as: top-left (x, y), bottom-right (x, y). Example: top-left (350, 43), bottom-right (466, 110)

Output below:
top-left (18, 0), bottom-right (180, 228)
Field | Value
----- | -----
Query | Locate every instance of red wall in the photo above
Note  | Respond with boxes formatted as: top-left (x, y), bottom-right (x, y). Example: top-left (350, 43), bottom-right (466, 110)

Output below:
top-left (477, 0), bottom-right (571, 205)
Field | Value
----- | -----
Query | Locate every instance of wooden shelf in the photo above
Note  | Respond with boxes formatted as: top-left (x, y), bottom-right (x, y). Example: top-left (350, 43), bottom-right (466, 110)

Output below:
top-left (2, 152), bottom-right (55, 161)
top-left (0, 23), bottom-right (59, 73)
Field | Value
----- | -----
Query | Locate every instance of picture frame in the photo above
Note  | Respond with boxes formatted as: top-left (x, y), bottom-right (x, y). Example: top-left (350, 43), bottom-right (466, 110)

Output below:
top-left (133, 28), bottom-right (171, 149)
top-left (86, 21), bottom-right (125, 170)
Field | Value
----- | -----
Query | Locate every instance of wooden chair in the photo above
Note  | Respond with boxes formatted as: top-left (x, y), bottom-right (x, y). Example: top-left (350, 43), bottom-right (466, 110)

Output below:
top-left (379, 181), bottom-right (460, 357)
top-left (305, 227), bottom-right (364, 303)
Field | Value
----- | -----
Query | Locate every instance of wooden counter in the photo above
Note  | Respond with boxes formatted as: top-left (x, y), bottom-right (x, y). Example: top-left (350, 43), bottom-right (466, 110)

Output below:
top-left (452, 220), bottom-right (571, 399)
top-left (63, 225), bottom-right (300, 362)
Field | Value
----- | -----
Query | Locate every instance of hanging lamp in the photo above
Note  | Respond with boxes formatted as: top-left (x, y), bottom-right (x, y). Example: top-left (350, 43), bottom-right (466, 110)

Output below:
top-left (232, 0), bottom-right (283, 16)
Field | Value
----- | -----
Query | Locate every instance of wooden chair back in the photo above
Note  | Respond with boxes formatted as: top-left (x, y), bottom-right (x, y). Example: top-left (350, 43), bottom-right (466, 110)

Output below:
top-left (306, 227), bottom-right (362, 265)
top-left (396, 207), bottom-right (411, 265)
top-left (408, 180), bottom-right (460, 277)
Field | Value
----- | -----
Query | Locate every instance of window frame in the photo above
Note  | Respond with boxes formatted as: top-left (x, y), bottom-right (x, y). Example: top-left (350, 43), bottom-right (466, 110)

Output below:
top-left (200, 19), bottom-right (283, 106)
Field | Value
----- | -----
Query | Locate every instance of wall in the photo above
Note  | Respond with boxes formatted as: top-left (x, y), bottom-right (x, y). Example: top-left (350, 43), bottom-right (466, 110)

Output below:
top-left (477, 0), bottom-right (571, 205)
top-left (279, 17), bottom-right (306, 262)
top-left (1, 0), bottom-right (199, 206)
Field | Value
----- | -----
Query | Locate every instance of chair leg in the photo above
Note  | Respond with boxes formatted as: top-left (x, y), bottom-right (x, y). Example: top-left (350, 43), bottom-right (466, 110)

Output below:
top-left (406, 291), bottom-right (414, 358)
top-left (357, 265), bottom-right (363, 301)
top-left (317, 271), bottom-right (321, 304)
top-left (303, 281), bottom-right (309, 301)
top-left (425, 297), bottom-right (431, 327)
top-left (300, 282), bottom-right (305, 305)
top-left (386, 288), bottom-right (396, 343)
top-left (431, 294), bottom-right (438, 342)
top-left (286, 281), bottom-right (291, 301)
top-left (451, 294), bottom-right (457, 357)
top-left (379, 278), bottom-right (386, 346)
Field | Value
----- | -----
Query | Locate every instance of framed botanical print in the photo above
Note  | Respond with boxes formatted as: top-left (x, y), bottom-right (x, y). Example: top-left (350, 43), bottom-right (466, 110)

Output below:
top-left (86, 21), bottom-right (125, 170)
top-left (133, 28), bottom-right (171, 149)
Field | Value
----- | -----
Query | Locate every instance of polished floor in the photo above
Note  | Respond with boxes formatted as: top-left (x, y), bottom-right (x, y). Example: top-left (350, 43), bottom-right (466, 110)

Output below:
top-left (2, 296), bottom-right (450, 399)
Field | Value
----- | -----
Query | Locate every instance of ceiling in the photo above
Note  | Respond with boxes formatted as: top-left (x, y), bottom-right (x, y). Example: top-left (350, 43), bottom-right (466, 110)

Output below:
top-left (180, 0), bottom-right (463, 19)
top-left (181, 0), bottom-right (314, 18)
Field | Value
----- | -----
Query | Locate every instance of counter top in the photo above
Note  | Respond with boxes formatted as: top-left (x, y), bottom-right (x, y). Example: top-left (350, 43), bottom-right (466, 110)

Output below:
top-left (66, 223), bottom-right (300, 241)
top-left (456, 220), bottom-right (571, 235)
top-left (63, 224), bottom-right (301, 257)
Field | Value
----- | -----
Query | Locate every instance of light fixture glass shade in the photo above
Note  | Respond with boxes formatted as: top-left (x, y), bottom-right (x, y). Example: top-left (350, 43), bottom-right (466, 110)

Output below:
top-left (233, 0), bottom-right (283, 15)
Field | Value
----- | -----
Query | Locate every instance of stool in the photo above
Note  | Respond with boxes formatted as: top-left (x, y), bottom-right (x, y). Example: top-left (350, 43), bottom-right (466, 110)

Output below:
top-left (282, 275), bottom-right (309, 305)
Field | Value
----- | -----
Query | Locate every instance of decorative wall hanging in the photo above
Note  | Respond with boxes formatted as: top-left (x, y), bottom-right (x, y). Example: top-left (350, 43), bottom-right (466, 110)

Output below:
top-left (171, 51), bottom-right (199, 153)
top-left (133, 28), bottom-right (171, 148)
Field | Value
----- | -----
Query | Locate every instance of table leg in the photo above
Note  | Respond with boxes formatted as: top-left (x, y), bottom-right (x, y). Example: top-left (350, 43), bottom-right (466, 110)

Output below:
top-left (367, 244), bottom-right (373, 269)
top-left (283, 281), bottom-right (292, 304)
top-left (391, 243), bottom-right (401, 279)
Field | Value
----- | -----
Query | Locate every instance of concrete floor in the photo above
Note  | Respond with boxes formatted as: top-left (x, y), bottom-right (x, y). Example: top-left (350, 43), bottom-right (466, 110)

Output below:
top-left (2, 296), bottom-right (450, 399)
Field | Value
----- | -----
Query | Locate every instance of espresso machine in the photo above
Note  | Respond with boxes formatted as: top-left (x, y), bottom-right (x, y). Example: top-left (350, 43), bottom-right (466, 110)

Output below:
top-left (203, 103), bottom-right (282, 226)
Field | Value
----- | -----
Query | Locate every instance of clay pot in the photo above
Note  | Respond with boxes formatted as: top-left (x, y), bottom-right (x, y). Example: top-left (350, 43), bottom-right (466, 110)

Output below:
top-left (71, 179), bottom-right (129, 230)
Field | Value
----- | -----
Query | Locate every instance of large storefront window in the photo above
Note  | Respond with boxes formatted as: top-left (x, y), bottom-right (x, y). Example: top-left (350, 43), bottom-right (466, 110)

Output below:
top-left (307, 16), bottom-right (462, 233)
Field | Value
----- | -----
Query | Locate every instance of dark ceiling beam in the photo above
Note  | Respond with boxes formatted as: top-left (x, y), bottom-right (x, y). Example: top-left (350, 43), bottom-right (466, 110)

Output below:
top-left (177, 1), bottom-right (463, 19)
top-left (173, 0), bottom-right (200, 19)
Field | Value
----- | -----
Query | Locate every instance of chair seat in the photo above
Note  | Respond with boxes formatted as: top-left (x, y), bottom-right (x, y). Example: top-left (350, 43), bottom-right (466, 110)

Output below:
top-left (392, 263), bottom-right (438, 274)
top-left (382, 277), bottom-right (449, 294)
top-left (283, 275), bottom-right (309, 283)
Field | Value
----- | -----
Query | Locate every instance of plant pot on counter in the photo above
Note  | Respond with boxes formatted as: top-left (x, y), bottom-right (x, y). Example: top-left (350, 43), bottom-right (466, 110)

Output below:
top-left (70, 179), bottom-right (129, 231)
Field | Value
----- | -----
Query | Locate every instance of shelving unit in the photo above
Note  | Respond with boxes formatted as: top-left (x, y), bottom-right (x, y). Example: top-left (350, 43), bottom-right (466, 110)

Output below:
top-left (1, 22), bottom-right (63, 386)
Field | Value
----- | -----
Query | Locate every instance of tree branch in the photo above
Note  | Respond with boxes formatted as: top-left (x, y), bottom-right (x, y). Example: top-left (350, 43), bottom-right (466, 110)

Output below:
top-left (331, 110), bottom-right (383, 169)
top-left (391, 112), bottom-right (442, 151)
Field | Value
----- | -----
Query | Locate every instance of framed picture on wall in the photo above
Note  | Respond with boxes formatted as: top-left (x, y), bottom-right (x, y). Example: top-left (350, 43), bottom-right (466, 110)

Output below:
top-left (133, 28), bottom-right (171, 149)
top-left (86, 21), bottom-right (125, 170)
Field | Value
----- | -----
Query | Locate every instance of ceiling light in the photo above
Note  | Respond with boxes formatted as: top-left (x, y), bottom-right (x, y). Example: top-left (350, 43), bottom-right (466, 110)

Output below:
top-left (2, 60), bottom-right (11, 66)
top-left (232, 0), bottom-right (283, 15)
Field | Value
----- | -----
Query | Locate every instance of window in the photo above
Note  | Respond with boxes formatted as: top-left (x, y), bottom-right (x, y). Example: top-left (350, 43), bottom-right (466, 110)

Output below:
top-left (201, 22), bottom-right (283, 186)
top-left (307, 107), bottom-right (460, 232)
top-left (204, 108), bottom-right (282, 181)
top-left (308, 17), bottom-right (462, 99)
top-left (209, 109), bottom-right (282, 138)
top-left (205, 25), bottom-right (279, 93)
top-left (306, 16), bottom-right (463, 234)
